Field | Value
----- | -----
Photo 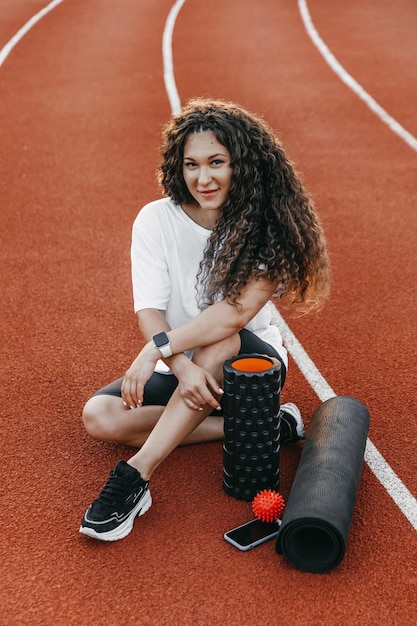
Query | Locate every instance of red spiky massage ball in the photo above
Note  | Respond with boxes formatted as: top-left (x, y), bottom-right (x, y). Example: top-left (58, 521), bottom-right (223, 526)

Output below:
top-left (252, 489), bottom-right (285, 522)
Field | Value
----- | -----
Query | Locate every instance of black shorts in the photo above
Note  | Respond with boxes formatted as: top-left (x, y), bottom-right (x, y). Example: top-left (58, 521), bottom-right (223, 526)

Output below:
top-left (91, 328), bottom-right (286, 408)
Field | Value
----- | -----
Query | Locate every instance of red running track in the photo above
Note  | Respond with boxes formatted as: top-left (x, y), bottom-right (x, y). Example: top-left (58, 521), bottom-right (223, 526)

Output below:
top-left (0, 1), bottom-right (416, 624)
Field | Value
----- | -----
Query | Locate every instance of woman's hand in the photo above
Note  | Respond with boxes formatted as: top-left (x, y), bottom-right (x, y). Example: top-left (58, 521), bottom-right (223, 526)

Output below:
top-left (121, 343), bottom-right (160, 409)
top-left (173, 358), bottom-right (223, 412)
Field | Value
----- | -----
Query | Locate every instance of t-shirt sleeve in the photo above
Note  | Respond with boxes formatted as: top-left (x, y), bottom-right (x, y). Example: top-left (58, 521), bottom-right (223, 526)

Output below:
top-left (131, 204), bottom-right (171, 313)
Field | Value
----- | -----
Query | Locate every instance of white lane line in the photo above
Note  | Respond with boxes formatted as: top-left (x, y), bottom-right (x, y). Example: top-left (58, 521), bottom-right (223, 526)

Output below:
top-left (162, 0), bottom-right (186, 114)
top-left (298, 0), bottom-right (417, 154)
top-left (270, 305), bottom-right (335, 403)
top-left (164, 0), bottom-right (417, 531)
top-left (272, 306), bottom-right (417, 532)
top-left (0, 0), bottom-right (65, 69)
top-left (365, 439), bottom-right (417, 530)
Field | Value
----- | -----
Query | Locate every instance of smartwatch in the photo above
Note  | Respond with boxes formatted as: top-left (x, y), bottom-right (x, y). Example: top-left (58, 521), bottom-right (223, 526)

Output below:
top-left (152, 331), bottom-right (173, 358)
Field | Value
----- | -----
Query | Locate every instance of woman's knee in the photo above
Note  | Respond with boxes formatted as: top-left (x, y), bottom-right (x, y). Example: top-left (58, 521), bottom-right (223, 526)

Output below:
top-left (81, 396), bottom-right (119, 443)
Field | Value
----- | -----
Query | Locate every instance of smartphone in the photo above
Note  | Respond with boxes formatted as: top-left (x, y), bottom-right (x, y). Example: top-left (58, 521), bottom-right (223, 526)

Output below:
top-left (224, 518), bottom-right (281, 551)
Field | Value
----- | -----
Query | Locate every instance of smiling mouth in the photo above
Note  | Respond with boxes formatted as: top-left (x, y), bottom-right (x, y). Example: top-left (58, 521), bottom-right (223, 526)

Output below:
top-left (199, 189), bottom-right (218, 196)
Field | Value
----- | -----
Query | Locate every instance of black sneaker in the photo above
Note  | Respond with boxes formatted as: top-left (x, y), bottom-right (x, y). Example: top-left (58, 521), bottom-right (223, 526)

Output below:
top-left (280, 402), bottom-right (305, 443)
top-left (79, 460), bottom-right (151, 541)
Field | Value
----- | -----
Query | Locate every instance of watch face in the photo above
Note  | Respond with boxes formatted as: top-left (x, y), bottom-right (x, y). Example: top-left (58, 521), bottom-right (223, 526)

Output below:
top-left (153, 332), bottom-right (168, 348)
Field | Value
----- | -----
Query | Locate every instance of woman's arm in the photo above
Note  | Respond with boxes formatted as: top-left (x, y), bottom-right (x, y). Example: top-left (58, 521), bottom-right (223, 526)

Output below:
top-left (135, 308), bottom-right (200, 378)
top-left (122, 308), bottom-right (224, 411)
top-left (168, 277), bottom-right (278, 354)
top-left (122, 277), bottom-right (277, 409)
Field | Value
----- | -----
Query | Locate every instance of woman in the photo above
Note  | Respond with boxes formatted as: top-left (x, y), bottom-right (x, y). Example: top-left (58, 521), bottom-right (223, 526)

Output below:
top-left (80, 98), bottom-right (330, 541)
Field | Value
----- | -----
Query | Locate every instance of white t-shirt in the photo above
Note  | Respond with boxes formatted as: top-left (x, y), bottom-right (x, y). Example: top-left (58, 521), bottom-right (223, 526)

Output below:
top-left (131, 198), bottom-right (288, 369)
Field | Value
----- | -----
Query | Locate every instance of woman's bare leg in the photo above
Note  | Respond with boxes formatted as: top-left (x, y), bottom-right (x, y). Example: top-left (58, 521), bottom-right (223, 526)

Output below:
top-left (82, 334), bottom-right (239, 475)
top-left (127, 391), bottom-right (219, 479)
top-left (82, 391), bottom-right (224, 448)
top-left (127, 334), bottom-right (240, 480)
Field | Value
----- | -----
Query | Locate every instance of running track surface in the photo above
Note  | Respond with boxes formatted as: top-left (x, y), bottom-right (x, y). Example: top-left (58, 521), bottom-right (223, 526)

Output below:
top-left (1, 1), bottom-right (416, 624)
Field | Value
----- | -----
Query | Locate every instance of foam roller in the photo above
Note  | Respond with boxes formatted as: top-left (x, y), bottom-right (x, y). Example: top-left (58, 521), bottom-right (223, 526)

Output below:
top-left (222, 354), bottom-right (281, 501)
top-left (275, 396), bottom-right (370, 573)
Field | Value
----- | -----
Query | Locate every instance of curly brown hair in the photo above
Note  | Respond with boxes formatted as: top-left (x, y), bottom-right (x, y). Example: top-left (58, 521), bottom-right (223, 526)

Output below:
top-left (158, 98), bottom-right (330, 314)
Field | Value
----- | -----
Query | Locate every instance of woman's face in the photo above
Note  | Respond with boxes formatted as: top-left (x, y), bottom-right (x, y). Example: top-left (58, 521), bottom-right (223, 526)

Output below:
top-left (182, 131), bottom-right (232, 213)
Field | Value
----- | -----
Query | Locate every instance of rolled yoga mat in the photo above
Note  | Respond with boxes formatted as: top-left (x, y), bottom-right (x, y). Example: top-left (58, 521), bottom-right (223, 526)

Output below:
top-left (275, 395), bottom-right (370, 573)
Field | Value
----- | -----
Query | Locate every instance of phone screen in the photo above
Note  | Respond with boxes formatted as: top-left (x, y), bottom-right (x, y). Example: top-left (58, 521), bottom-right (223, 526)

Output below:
top-left (224, 519), bottom-right (281, 550)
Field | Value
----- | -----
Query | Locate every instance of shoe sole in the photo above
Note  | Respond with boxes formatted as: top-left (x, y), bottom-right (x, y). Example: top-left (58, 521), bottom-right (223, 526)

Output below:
top-left (280, 403), bottom-right (305, 441)
top-left (79, 490), bottom-right (152, 542)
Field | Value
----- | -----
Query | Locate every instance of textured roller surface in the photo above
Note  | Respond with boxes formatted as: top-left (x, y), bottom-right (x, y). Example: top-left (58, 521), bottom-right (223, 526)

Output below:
top-left (222, 355), bottom-right (281, 501)
top-left (275, 396), bottom-right (370, 573)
